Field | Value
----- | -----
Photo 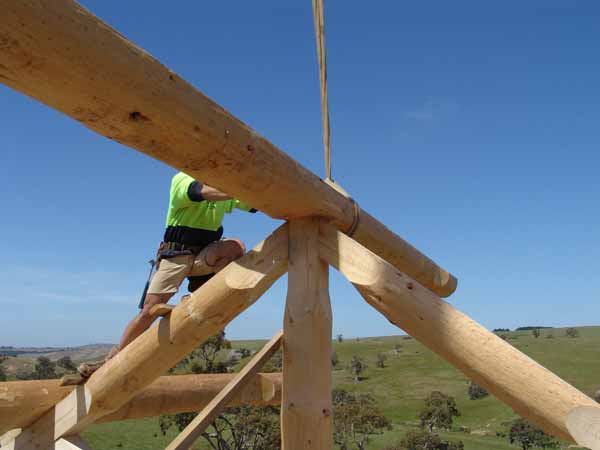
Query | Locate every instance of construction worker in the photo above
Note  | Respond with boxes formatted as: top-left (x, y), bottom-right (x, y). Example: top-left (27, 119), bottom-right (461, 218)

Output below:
top-left (79, 172), bottom-right (256, 376)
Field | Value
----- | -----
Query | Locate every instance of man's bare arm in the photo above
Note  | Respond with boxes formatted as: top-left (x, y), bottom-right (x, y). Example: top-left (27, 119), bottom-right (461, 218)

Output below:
top-left (200, 183), bottom-right (233, 201)
top-left (187, 180), bottom-right (233, 202)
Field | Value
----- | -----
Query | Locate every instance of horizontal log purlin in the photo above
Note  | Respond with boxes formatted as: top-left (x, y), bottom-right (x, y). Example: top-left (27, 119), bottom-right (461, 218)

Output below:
top-left (0, 0), bottom-right (456, 297)
top-left (318, 223), bottom-right (598, 443)
top-left (0, 373), bottom-right (282, 445)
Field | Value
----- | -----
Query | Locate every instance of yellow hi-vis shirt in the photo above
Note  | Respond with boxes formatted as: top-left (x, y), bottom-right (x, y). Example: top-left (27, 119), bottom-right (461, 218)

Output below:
top-left (165, 172), bottom-right (253, 231)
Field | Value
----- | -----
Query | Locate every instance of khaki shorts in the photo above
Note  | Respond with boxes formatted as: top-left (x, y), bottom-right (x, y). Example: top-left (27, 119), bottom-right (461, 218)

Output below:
top-left (147, 243), bottom-right (217, 295)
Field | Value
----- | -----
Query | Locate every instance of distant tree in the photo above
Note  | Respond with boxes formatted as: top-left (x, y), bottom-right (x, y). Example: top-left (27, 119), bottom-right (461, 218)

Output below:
top-left (15, 369), bottom-right (34, 380)
top-left (419, 391), bottom-right (460, 433)
top-left (262, 350), bottom-right (282, 373)
top-left (159, 331), bottom-right (280, 450)
top-left (57, 356), bottom-right (77, 372)
top-left (337, 334), bottom-right (344, 343)
top-left (516, 327), bottom-right (552, 331)
top-left (384, 430), bottom-right (464, 450)
top-left (532, 329), bottom-right (540, 339)
top-left (160, 406), bottom-right (280, 450)
top-left (508, 418), bottom-right (558, 450)
top-left (468, 381), bottom-right (489, 400)
top-left (191, 331), bottom-right (231, 373)
top-left (33, 357), bottom-right (57, 380)
top-left (0, 360), bottom-right (6, 382)
top-left (331, 351), bottom-right (339, 369)
top-left (493, 328), bottom-right (510, 332)
top-left (376, 353), bottom-right (387, 369)
top-left (333, 388), bottom-right (391, 450)
top-left (349, 356), bottom-right (367, 382)
top-left (565, 328), bottom-right (579, 338)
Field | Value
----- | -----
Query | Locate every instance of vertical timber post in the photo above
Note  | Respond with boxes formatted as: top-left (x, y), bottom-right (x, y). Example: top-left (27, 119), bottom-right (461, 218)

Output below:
top-left (281, 218), bottom-right (333, 449)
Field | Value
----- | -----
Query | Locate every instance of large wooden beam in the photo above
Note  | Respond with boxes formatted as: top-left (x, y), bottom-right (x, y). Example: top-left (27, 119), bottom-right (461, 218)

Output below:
top-left (7, 225), bottom-right (288, 449)
top-left (101, 372), bottom-right (281, 424)
top-left (319, 223), bottom-right (598, 442)
top-left (0, 373), bottom-right (281, 434)
top-left (166, 332), bottom-right (283, 450)
top-left (281, 218), bottom-right (332, 450)
top-left (566, 406), bottom-right (600, 450)
top-left (0, 0), bottom-right (456, 298)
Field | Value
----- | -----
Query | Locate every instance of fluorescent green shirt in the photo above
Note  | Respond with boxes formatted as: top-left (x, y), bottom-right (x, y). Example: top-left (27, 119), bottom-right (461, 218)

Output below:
top-left (165, 172), bottom-right (253, 231)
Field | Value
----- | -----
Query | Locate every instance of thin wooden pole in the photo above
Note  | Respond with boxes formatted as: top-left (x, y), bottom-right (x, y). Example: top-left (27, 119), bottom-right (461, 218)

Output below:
top-left (319, 222), bottom-right (598, 442)
top-left (281, 218), bottom-right (332, 450)
top-left (165, 331), bottom-right (283, 450)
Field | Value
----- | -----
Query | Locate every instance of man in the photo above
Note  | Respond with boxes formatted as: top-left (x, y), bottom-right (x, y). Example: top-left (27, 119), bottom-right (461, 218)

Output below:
top-left (80, 172), bottom-right (256, 376)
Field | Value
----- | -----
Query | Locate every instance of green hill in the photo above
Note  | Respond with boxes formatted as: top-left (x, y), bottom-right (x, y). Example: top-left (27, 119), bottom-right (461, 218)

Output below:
top-left (16, 327), bottom-right (600, 450)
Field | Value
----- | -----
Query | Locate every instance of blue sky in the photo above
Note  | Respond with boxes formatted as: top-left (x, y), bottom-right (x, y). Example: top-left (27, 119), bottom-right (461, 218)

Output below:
top-left (1, 1), bottom-right (599, 346)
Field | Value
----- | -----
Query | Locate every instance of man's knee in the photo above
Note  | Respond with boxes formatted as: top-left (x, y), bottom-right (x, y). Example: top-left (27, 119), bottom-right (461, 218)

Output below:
top-left (225, 238), bottom-right (246, 259)
top-left (140, 293), bottom-right (172, 320)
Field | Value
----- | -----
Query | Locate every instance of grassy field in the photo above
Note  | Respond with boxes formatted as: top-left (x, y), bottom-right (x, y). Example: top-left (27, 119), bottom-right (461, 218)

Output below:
top-left (10, 326), bottom-right (599, 450)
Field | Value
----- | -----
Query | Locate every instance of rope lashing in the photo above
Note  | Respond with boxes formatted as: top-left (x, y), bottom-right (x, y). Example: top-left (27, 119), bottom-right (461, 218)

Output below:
top-left (312, 0), bottom-right (360, 236)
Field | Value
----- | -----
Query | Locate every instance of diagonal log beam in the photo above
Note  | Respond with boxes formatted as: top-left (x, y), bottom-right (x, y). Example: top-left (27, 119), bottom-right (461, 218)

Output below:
top-left (566, 406), bottom-right (600, 450)
top-left (165, 331), bottom-right (283, 450)
top-left (0, 0), bottom-right (455, 297)
top-left (7, 225), bottom-right (288, 449)
top-left (319, 223), bottom-right (598, 442)
top-left (0, 373), bottom-right (282, 435)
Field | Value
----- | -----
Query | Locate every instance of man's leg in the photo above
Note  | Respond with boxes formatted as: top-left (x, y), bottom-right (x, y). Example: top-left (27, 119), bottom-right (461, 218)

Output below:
top-left (78, 255), bottom-right (191, 378)
top-left (203, 238), bottom-right (246, 273)
top-left (117, 292), bottom-right (173, 350)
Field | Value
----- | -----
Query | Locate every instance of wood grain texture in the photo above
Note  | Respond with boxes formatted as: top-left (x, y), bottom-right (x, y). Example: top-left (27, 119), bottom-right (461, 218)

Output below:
top-left (100, 373), bottom-right (281, 424)
top-left (166, 332), bottom-right (283, 450)
top-left (0, 373), bottom-right (281, 435)
top-left (281, 219), bottom-right (332, 450)
top-left (0, 0), bottom-right (455, 297)
top-left (54, 435), bottom-right (92, 450)
top-left (149, 304), bottom-right (175, 318)
top-left (567, 406), bottom-right (600, 450)
top-left (319, 223), bottom-right (597, 442)
top-left (7, 225), bottom-right (288, 449)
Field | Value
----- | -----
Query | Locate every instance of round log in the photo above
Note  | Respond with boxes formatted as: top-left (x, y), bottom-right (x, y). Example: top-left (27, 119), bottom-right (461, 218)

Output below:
top-left (0, 0), bottom-right (456, 297)
top-left (319, 222), bottom-right (597, 442)
top-left (0, 373), bottom-right (282, 434)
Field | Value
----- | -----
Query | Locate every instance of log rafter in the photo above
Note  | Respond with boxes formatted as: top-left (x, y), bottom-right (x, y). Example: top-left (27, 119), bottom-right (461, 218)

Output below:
top-left (0, 0), bottom-right (456, 298)
top-left (318, 222), bottom-right (599, 443)
top-left (4, 225), bottom-right (288, 449)
top-left (1, 1), bottom-right (597, 449)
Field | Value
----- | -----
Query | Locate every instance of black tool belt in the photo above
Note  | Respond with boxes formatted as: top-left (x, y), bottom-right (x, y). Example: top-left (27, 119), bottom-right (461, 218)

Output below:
top-left (164, 242), bottom-right (206, 253)
top-left (159, 241), bottom-right (207, 259)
